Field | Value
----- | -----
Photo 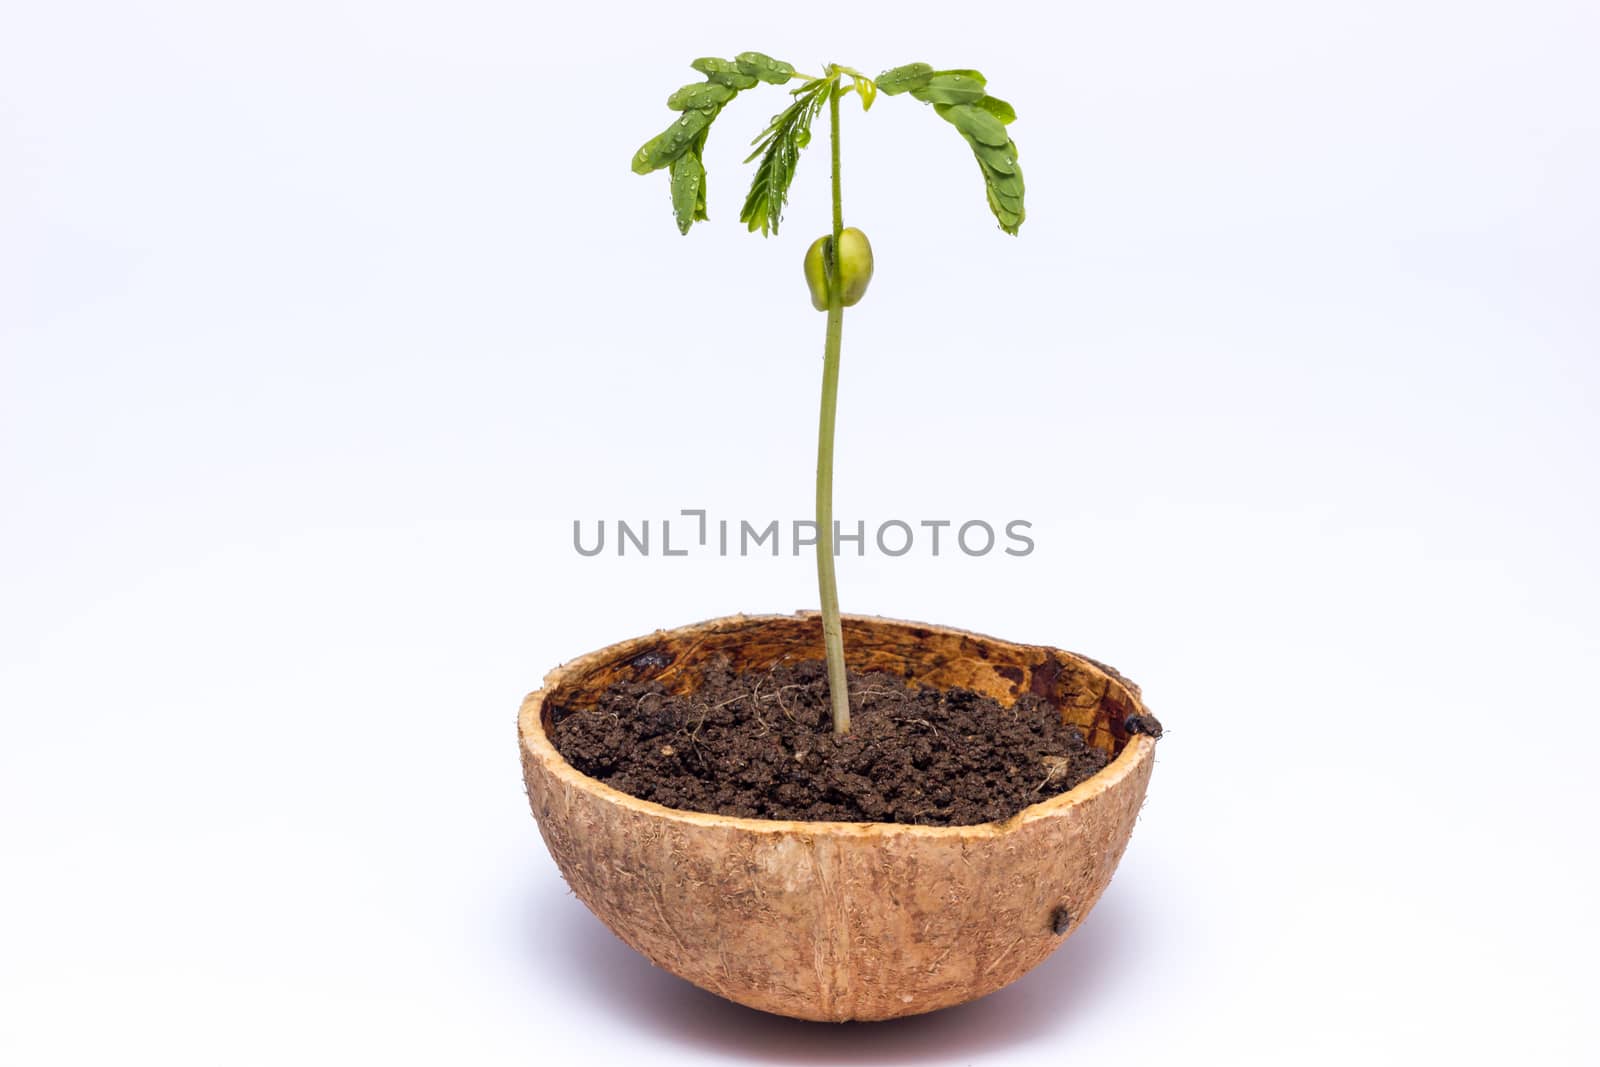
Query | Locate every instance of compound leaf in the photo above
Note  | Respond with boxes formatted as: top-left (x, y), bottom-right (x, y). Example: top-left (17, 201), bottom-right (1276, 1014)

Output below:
top-left (633, 53), bottom-right (801, 233)
top-left (885, 64), bottom-right (1027, 233)
top-left (738, 79), bottom-right (829, 235)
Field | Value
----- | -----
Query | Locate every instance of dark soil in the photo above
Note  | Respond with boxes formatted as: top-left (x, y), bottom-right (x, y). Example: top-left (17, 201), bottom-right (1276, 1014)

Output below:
top-left (548, 657), bottom-right (1113, 827)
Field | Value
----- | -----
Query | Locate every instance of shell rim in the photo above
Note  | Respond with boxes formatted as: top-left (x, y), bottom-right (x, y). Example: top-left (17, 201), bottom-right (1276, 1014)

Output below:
top-left (518, 611), bottom-right (1157, 840)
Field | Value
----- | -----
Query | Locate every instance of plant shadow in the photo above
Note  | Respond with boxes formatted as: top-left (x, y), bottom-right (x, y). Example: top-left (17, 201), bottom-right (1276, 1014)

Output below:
top-left (522, 876), bottom-right (1147, 1065)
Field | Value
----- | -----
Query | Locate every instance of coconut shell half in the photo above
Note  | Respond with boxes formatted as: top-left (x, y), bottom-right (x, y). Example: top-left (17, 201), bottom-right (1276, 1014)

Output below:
top-left (518, 612), bottom-right (1157, 1022)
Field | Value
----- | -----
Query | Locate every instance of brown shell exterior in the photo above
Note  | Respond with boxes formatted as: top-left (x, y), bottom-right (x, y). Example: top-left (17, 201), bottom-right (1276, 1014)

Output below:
top-left (518, 613), bottom-right (1157, 1022)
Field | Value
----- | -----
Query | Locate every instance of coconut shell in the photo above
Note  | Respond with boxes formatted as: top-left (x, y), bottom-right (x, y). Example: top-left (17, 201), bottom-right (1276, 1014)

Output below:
top-left (518, 613), bottom-right (1157, 1022)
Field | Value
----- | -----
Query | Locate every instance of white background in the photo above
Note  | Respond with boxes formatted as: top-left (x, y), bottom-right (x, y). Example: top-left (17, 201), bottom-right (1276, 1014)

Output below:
top-left (4, 1), bottom-right (1597, 1063)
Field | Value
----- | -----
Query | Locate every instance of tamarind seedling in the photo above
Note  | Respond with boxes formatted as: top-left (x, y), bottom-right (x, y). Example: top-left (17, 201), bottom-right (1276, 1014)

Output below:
top-left (630, 55), bottom-right (1026, 734)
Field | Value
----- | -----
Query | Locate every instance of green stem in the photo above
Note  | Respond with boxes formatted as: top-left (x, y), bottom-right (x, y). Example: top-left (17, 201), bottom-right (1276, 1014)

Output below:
top-left (816, 78), bottom-right (850, 735)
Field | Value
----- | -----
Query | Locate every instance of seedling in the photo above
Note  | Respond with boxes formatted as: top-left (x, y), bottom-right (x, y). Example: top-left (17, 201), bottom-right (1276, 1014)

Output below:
top-left (633, 54), bottom-right (1025, 735)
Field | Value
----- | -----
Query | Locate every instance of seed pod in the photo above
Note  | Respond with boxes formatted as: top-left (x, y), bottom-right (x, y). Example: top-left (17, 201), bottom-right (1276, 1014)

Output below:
top-left (802, 227), bottom-right (875, 312)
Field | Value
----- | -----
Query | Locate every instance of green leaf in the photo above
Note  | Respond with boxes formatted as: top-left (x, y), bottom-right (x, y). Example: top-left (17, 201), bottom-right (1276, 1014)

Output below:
top-left (739, 79), bottom-right (830, 235)
top-left (855, 76), bottom-right (876, 111)
top-left (735, 51), bottom-right (794, 84)
top-left (974, 95), bottom-right (1016, 124)
top-left (988, 170), bottom-right (1024, 201)
top-left (931, 69), bottom-right (987, 85)
top-left (691, 57), bottom-right (759, 90)
top-left (886, 65), bottom-right (1026, 233)
top-left (876, 62), bottom-right (933, 95)
top-left (974, 140), bottom-right (1018, 174)
top-left (670, 151), bottom-right (706, 235)
top-left (937, 102), bottom-right (1009, 146)
top-left (990, 180), bottom-right (1025, 218)
top-left (691, 130), bottom-right (710, 217)
top-left (910, 72), bottom-right (987, 105)
top-left (631, 107), bottom-right (715, 174)
top-left (982, 152), bottom-right (1025, 227)
top-left (985, 183), bottom-right (1022, 234)
top-left (635, 54), bottom-right (799, 232)
top-left (667, 81), bottom-right (737, 110)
